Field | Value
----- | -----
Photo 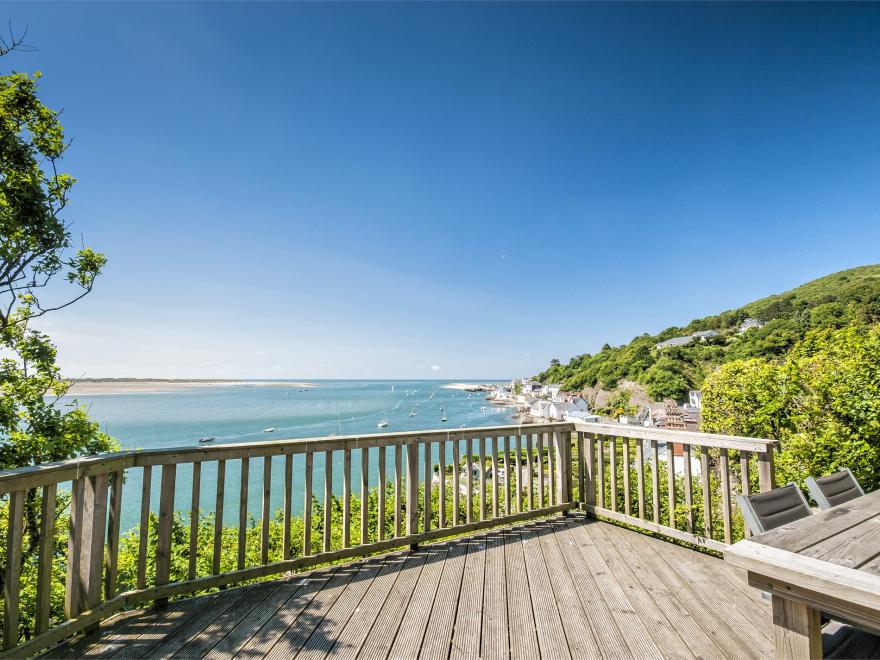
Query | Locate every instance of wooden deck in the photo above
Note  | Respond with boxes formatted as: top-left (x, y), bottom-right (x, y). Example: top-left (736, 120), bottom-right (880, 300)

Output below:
top-left (49, 516), bottom-right (772, 659)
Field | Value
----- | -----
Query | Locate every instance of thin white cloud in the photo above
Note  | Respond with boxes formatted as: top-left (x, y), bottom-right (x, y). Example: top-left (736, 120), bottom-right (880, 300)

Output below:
top-left (431, 365), bottom-right (440, 371)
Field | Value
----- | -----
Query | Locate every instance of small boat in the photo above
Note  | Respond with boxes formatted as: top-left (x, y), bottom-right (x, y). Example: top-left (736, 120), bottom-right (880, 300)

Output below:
top-left (480, 406), bottom-right (487, 412)
top-left (378, 411), bottom-right (389, 428)
top-left (409, 408), bottom-right (416, 417)
top-left (263, 427), bottom-right (276, 433)
top-left (198, 436), bottom-right (216, 443)
top-left (429, 388), bottom-right (435, 399)
top-left (440, 406), bottom-right (447, 423)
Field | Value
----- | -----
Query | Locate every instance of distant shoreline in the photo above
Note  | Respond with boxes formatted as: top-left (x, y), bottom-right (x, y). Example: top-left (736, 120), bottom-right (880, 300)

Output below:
top-left (64, 379), bottom-right (319, 395)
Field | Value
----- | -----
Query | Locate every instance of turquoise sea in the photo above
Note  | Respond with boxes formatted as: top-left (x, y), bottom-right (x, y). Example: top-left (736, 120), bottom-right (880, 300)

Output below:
top-left (63, 380), bottom-right (514, 532)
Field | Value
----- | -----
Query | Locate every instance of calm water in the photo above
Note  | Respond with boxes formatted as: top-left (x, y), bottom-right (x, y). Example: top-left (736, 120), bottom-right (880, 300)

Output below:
top-left (64, 380), bottom-right (514, 531)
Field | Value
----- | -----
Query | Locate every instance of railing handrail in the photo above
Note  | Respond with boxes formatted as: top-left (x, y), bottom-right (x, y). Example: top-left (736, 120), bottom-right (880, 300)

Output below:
top-left (572, 421), bottom-right (778, 452)
top-left (0, 421), bottom-right (573, 495)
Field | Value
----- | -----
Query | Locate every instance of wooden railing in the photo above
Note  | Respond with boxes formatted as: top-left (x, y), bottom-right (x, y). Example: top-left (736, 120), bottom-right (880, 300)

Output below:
top-left (0, 422), bottom-right (574, 657)
top-left (572, 421), bottom-right (778, 552)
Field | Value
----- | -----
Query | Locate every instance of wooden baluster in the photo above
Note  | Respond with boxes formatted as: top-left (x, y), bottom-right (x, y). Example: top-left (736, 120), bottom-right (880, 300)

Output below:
top-left (188, 463), bottom-right (200, 580)
top-left (466, 437), bottom-right (474, 524)
top-left (740, 451), bottom-right (750, 497)
top-left (303, 452), bottom-right (313, 555)
top-left (423, 442), bottom-right (431, 532)
top-left (609, 436), bottom-right (617, 513)
top-left (394, 445), bottom-right (403, 537)
top-left (622, 437), bottom-right (631, 516)
top-left (491, 436), bottom-right (499, 518)
top-left (283, 453), bottom-right (293, 560)
top-left (701, 446), bottom-right (713, 539)
top-left (406, 442), bottom-right (419, 542)
top-left (155, 466), bottom-right (176, 608)
top-left (78, 473), bottom-right (110, 620)
top-left (343, 448), bottom-right (352, 548)
top-left (597, 435), bottom-right (605, 509)
top-left (261, 457), bottom-right (272, 564)
top-left (3, 490), bottom-right (24, 650)
top-left (537, 432), bottom-right (545, 509)
top-left (720, 448), bottom-right (733, 544)
top-left (503, 435), bottom-right (511, 516)
top-left (323, 451), bottom-right (333, 553)
top-left (549, 431), bottom-right (556, 507)
top-left (36, 483), bottom-right (57, 635)
top-left (515, 432), bottom-right (524, 513)
top-left (479, 436), bottom-right (487, 520)
top-left (213, 460), bottom-right (226, 574)
top-left (377, 446), bottom-right (386, 541)
top-left (667, 441), bottom-right (676, 529)
top-left (683, 444), bottom-right (694, 533)
top-left (438, 439), bottom-right (446, 528)
top-left (758, 448), bottom-right (774, 492)
top-left (526, 433), bottom-right (534, 511)
top-left (651, 440), bottom-right (660, 524)
top-left (577, 432), bottom-right (585, 506)
top-left (105, 472), bottom-right (123, 599)
top-left (361, 447), bottom-right (369, 544)
top-left (238, 457), bottom-right (249, 569)
top-left (584, 433), bottom-right (595, 508)
top-left (636, 439), bottom-right (646, 520)
top-left (452, 437), bottom-right (460, 525)
top-left (136, 468), bottom-right (150, 590)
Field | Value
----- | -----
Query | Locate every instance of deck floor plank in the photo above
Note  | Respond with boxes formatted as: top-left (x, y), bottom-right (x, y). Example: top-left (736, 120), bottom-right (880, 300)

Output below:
top-left (411, 540), bottom-right (464, 660)
top-left (52, 516), bottom-right (772, 660)
top-left (449, 536), bottom-right (487, 660)
top-left (389, 542), bottom-right (455, 659)
top-left (481, 532), bottom-right (509, 660)
top-left (500, 529), bottom-right (539, 660)
top-left (353, 551), bottom-right (428, 660)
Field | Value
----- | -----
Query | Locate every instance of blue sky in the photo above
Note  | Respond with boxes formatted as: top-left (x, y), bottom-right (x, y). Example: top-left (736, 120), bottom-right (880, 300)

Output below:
top-left (5, 2), bottom-right (880, 379)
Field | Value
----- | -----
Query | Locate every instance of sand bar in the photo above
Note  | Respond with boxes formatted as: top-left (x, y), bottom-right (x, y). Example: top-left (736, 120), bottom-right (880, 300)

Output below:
top-left (64, 379), bottom-right (319, 395)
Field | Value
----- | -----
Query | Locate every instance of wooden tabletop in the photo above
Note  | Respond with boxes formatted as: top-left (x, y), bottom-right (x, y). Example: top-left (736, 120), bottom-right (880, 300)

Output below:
top-left (725, 489), bottom-right (880, 630)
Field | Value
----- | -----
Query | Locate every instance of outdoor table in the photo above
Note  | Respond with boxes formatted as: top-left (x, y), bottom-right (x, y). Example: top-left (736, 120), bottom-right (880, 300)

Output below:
top-left (725, 489), bottom-right (880, 659)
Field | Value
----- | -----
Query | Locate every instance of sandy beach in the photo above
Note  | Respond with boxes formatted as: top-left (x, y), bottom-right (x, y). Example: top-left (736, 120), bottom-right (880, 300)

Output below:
top-left (441, 382), bottom-right (498, 391)
top-left (64, 379), bottom-right (319, 395)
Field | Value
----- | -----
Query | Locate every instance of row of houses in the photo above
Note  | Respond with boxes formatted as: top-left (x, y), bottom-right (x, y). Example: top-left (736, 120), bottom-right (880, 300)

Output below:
top-left (655, 318), bottom-right (765, 350)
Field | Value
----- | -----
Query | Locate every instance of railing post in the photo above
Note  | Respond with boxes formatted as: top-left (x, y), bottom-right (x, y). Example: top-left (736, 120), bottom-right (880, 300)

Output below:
top-left (406, 441), bottom-right (419, 550)
top-left (758, 446), bottom-right (775, 492)
top-left (155, 464), bottom-right (176, 609)
top-left (3, 490), bottom-right (24, 650)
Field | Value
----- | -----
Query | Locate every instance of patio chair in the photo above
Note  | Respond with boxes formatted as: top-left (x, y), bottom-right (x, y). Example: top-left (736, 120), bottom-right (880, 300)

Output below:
top-left (805, 468), bottom-right (865, 511)
top-left (736, 483), bottom-right (812, 535)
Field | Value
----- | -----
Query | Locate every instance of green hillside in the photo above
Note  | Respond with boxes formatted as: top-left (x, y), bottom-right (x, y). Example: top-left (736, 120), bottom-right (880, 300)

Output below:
top-left (537, 264), bottom-right (880, 400)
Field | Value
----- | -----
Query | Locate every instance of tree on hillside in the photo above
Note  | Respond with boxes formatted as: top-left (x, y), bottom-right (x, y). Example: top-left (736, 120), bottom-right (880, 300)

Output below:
top-left (1, 34), bottom-right (113, 471)
top-left (701, 323), bottom-right (880, 491)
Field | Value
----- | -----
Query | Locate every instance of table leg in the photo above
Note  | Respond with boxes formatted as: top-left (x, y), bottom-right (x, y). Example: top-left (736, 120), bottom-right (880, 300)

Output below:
top-left (772, 595), bottom-right (822, 660)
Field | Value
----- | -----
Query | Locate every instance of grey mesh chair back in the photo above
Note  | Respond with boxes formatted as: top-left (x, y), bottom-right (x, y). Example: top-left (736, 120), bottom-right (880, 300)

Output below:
top-left (736, 483), bottom-right (812, 535)
top-left (805, 468), bottom-right (865, 511)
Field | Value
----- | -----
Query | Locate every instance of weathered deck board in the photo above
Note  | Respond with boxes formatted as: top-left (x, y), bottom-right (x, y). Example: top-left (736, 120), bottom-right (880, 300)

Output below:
top-left (53, 516), bottom-right (772, 660)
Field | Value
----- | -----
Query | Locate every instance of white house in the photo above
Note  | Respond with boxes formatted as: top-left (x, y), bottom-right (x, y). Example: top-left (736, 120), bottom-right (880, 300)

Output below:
top-left (541, 384), bottom-right (563, 400)
top-left (530, 400), bottom-right (552, 419)
top-left (567, 396), bottom-right (590, 412)
top-left (688, 390), bottom-right (702, 409)
top-left (548, 401), bottom-right (577, 420)
top-left (739, 318), bottom-right (765, 334)
top-left (564, 411), bottom-right (600, 423)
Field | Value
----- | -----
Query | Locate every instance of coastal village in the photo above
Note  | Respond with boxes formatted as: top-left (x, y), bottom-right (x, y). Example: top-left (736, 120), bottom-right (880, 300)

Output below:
top-left (483, 377), bottom-right (703, 431)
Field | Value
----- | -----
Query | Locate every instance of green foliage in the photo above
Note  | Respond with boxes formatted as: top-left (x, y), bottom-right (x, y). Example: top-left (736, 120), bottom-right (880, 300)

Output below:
top-left (702, 323), bottom-right (880, 491)
top-left (536, 265), bottom-right (880, 401)
top-left (593, 390), bottom-right (638, 418)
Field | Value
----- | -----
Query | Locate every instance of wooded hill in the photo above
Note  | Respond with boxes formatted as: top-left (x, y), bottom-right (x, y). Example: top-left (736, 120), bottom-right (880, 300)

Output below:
top-left (536, 264), bottom-right (880, 400)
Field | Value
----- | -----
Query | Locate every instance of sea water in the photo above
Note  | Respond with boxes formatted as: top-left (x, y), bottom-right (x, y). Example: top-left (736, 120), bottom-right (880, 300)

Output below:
top-left (62, 380), bottom-right (515, 532)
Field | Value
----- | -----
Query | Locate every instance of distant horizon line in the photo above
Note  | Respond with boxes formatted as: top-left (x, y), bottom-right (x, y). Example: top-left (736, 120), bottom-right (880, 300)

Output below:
top-left (63, 377), bottom-right (515, 382)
